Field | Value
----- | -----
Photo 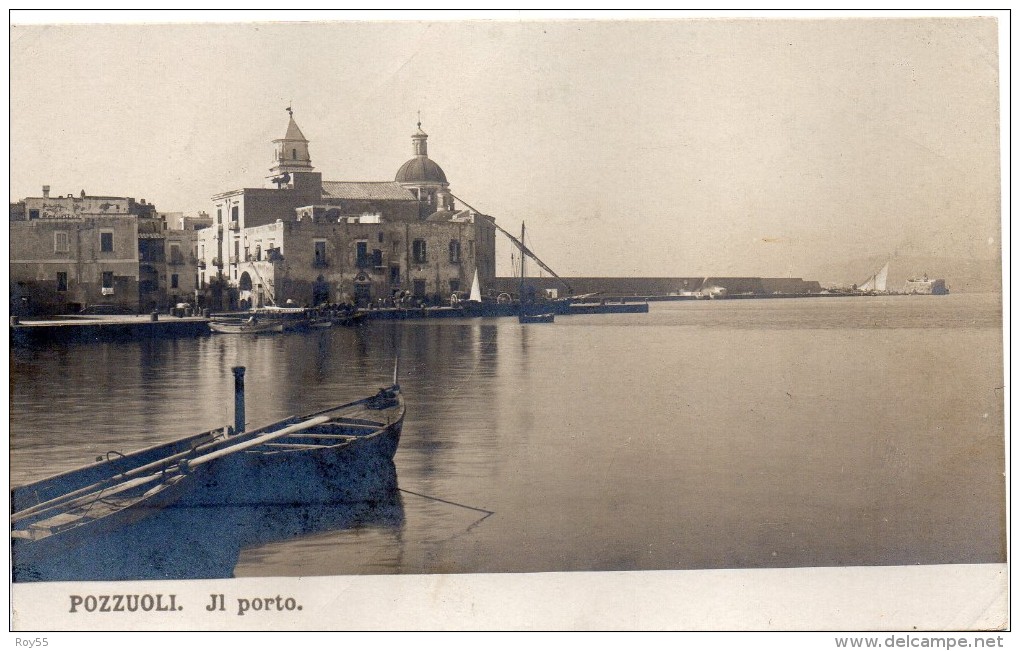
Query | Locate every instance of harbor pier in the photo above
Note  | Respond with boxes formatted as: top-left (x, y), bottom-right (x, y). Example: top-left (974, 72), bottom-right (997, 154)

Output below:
top-left (10, 315), bottom-right (210, 345)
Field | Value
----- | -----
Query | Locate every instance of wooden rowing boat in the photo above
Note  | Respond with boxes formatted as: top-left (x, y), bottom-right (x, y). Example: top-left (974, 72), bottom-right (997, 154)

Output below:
top-left (208, 318), bottom-right (285, 334)
top-left (11, 364), bottom-right (405, 567)
top-left (333, 310), bottom-right (369, 326)
top-left (177, 382), bottom-right (404, 507)
top-left (209, 306), bottom-right (324, 334)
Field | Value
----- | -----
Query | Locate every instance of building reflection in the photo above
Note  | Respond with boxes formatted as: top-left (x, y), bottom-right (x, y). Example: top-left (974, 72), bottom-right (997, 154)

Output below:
top-left (12, 319), bottom-right (512, 578)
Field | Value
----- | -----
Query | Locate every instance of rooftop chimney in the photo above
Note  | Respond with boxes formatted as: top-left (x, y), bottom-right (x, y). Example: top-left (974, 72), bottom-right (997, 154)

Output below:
top-left (42, 185), bottom-right (50, 198)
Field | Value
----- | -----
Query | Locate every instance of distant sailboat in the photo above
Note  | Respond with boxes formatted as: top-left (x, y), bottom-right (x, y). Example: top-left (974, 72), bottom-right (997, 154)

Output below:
top-left (469, 269), bottom-right (482, 303)
top-left (859, 262), bottom-right (889, 292)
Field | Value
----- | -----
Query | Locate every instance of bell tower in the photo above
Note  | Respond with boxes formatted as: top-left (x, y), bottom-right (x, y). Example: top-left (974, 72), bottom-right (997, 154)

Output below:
top-left (269, 107), bottom-right (314, 182)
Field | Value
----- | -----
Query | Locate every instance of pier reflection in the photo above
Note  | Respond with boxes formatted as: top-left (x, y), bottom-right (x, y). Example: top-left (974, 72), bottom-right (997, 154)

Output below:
top-left (13, 461), bottom-right (404, 583)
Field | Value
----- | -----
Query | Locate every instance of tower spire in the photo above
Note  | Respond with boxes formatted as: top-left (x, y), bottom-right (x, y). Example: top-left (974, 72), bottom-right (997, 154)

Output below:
top-left (269, 109), bottom-right (313, 178)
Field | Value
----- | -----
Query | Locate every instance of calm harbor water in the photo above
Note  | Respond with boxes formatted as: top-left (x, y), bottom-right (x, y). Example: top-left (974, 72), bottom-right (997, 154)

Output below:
top-left (10, 294), bottom-right (1005, 578)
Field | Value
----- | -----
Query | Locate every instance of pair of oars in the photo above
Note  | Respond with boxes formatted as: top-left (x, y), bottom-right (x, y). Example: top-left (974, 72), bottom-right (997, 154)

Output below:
top-left (12, 377), bottom-right (400, 527)
top-left (12, 415), bottom-right (332, 526)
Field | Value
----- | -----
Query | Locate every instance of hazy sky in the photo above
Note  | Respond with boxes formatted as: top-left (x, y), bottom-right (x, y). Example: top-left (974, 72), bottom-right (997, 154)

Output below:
top-left (9, 16), bottom-right (1002, 278)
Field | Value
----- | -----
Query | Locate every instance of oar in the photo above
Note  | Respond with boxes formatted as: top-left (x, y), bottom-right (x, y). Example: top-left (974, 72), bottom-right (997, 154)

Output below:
top-left (10, 431), bottom-right (229, 523)
top-left (13, 470), bottom-right (170, 525)
top-left (16, 415), bottom-right (334, 523)
top-left (11, 401), bottom-right (372, 525)
top-left (179, 415), bottom-right (331, 471)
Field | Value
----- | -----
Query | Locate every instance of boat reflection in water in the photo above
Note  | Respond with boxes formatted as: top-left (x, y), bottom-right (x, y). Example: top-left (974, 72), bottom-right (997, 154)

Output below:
top-left (12, 460), bottom-right (404, 582)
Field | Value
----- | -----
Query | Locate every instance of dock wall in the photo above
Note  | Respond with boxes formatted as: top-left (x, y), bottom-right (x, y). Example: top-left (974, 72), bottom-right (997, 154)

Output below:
top-left (11, 317), bottom-right (209, 345)
top-left (489, 276), bottom-right (823, 297)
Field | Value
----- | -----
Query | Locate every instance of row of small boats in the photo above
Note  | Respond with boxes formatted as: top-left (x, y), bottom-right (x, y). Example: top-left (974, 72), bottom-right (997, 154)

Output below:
top-left (208, 306), bottom-right (367, 334)
top-left (11, 361), bottom-right (405, 577)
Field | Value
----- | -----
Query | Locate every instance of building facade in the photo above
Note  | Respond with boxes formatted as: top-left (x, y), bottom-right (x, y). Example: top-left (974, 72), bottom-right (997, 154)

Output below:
top-left (10, 187), bottom-right (201, 315)
top-left (10, 210), bottom-right (141, 315)
top-left (196, 114), bottom-right (496, 309)
top-left (138, 218), bottom-right (200, 313)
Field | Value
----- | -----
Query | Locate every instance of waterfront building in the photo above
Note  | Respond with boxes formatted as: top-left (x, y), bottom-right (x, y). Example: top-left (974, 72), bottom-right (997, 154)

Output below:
top-left (196, 113), bottom-right (496, 309)
top-left (9, 186), bottom-right (201, 315)
top-left (141, 217), bottom-right (200, 313)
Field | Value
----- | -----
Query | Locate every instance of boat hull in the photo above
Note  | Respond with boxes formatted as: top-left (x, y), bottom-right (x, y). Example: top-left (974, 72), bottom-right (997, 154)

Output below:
top-left (11, 384), bottom-right (405, 574)
top-left (10, 471), bottom-right (192, 575)
top-left (14, 475), bottom-right (404, 582)
top-left (209, 320), bottom-right (284, 334)
top-left (180, 416), bottom-right (403, 506)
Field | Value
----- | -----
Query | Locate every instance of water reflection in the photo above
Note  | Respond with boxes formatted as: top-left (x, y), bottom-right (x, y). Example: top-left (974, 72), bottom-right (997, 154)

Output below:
top-left (10, 297), bottom-right (1006, 576)
top-left (13, 463), bottom-right (404, 583)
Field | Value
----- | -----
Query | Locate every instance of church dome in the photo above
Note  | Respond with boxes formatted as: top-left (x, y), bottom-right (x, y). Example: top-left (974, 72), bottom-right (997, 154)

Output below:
top-left (395, 156), bottom-right (448, 185)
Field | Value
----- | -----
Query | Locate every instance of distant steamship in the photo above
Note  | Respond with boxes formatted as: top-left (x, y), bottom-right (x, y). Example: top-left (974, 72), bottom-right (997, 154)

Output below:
top-left (903, 275), bottom-right (949, 295)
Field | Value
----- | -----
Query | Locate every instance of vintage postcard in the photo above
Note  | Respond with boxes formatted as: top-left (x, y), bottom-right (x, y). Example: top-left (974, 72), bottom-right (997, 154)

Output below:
top-left (7, 11), bottom-right (1008, 635)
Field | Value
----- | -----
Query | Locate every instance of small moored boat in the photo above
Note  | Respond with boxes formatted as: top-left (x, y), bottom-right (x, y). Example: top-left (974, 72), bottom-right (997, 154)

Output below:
top-left (519, 312), bottom-right (555, 324)
top-left (11, 361), bottom-right (405, 565)
top-left (517, 222), bottom-right (555, 324)
top-left (209, 318), bottom-right (284, 334)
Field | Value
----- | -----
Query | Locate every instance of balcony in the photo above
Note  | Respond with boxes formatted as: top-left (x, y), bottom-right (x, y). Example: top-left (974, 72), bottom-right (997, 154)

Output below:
top-left (228, 221), bottom-right (240, 231)
top-left (229, 255), bottom-right (240, 265)
top-left (197, 259), bottom-right (207, 269)
top-left (212, 257), bottom-right (223, 267)
top-left (313, 258), bottom-right (329, 268)
top-left (168, 256), bottom-right (186, 267)
top-left (101, 287), bottom-right (115, 296)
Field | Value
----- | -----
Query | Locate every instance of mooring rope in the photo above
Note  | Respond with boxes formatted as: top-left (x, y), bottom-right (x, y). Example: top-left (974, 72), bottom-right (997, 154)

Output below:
top-left (398, 488), bottom-right (494, 515)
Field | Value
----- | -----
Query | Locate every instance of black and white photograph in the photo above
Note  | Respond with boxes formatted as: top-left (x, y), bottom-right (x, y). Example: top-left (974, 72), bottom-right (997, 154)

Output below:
top-left (7, 11), bottom-right (1008, 635)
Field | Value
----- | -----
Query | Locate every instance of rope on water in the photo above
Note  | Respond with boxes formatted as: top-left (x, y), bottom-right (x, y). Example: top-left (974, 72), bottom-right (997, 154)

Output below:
top-left (398, 488), bottom-right (494, 515)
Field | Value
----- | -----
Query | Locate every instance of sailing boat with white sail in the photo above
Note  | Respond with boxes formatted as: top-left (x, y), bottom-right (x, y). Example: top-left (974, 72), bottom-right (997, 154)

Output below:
top-left (858, 262), bottom-right (889, 293)
top-left (468, 269), bottom-right (482, 303)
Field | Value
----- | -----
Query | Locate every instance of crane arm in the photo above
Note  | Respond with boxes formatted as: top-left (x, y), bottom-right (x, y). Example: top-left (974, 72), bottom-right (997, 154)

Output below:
top-left (449, 193), bottom-right (573, 295)
top-left (489, 221), bottom-right (573, 295)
